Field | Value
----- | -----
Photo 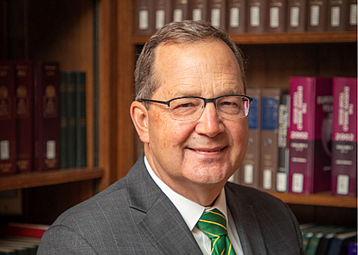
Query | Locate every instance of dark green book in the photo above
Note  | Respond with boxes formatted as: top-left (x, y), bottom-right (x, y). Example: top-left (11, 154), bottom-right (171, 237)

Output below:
top-left (75, 72), bottom-right (87, 167)
top-left (66, 71), bottom-right (76, 168)
top-left (60, 71), bottom-right (68, 169)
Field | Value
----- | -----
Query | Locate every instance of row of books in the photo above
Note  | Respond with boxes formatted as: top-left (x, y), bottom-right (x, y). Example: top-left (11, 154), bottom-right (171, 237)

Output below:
top-left (233, 76), bottom-right (357, 196)
top-left (0, 222), bottom-right (48, 254)
top-left (300, 223), bottom-right (357, 255)
top-left (134, 0), bottom-right (357, 35)
top-left (0, 61), bottom-right (87, 176)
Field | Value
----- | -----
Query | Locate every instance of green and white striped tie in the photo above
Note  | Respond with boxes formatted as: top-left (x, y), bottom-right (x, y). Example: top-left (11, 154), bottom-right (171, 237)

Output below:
top-left (197, 209), bottom-right (236, 255)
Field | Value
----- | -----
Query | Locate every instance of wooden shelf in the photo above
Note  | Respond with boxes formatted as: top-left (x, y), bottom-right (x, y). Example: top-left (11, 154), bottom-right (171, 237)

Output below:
top-left (132, 31), bottom-right (357, 45)
top-left (268, 191), bottom-right (357, 208)
top-left (0, 168), bottom-right (104, 191)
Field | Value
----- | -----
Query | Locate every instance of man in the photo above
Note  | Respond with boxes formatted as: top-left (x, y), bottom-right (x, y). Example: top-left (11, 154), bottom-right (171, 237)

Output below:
top-left (38, 21), bottom-right (304, 254)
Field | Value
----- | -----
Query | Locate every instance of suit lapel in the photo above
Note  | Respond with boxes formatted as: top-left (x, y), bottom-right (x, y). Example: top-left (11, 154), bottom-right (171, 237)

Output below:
top-left (126, 155), bottom-right (202, 255)
top-left (225, 185), bottom-right (268, 255)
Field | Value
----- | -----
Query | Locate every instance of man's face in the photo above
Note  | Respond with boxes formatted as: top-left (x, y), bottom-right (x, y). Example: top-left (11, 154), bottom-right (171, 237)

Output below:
top-left (142, 40), bottom-right (248, 195)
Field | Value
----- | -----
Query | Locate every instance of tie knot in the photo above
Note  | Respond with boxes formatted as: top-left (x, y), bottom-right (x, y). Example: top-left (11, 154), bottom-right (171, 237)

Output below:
top-left (197, 208), bottom-right (228, 238)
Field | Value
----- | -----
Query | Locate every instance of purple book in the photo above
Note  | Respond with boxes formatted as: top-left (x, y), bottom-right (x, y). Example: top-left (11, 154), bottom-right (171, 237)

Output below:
top-left (331, 77), bottom-right (357, 197)
top-left (288, 77), bottom-right (333, 194)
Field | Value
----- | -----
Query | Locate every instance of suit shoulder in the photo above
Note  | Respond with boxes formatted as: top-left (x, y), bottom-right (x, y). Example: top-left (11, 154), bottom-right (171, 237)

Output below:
top-left (225, 182), bottom-right (287, 208)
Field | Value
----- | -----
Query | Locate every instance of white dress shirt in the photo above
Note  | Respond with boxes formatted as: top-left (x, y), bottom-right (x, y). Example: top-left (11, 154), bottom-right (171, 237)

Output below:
top-left (144, 156), bottom-right (244, 255)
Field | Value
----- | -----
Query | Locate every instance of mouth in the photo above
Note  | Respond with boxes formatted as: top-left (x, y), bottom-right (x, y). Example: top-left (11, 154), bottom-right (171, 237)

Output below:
top-left (188, 146), bottom-right (227, 153)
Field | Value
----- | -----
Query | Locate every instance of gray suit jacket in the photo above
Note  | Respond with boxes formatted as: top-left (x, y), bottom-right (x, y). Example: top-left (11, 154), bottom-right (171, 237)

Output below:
top-left (37, 154), bottom-right (304, 254)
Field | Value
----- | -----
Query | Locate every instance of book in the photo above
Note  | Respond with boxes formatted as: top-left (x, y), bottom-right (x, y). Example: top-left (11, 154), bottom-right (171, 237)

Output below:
top-left (190, 0), bottom-right (209, 22)
top-left (260, 88), bottom-right (286, 191)
top-left (172, 0), bottom-right (190, 22)
top-left (228, 0), bottom-right (247, 33)
top-left (209, 0), bottom-right (227, 29)
top-left (288, 77), bottom-right (333, 194)
top-left (331, 77), bottom-right (357, 197)
top-left (327, 231), bottom-right (357, 255)
top-left (307, 0), bottom-right (328, 32)
top-left (347, 0), bottom-right (357, 31)
top-left (75, 72), bottom-right (87, 168)
top-left (14, 61), bottom-right (33, 173)
top-left (277, 93), bottom-right (290, 192)
top-left (33, 62), bottom-right (61, 171)
top-left (306, 226), bottom-right (348, 255)
top-left (60, 71), bottom-right (68, 169)
top-left (134, 0), bottom-right (155, 35)
top-left (0, 0), bottom-right (7, 60)
top-left (248, 0), bottom-right (267, 33)
top-left (0, 62), bottom-right (16, 175)
top-left (66, 71), bottom-right (76, 168)
top-left (287, 0), bottom-right (308, 32)
top-left (238, 88), bottom-right (261, 188)
top-left (267, 0), bottom-right (287, 33)
top-left (348, 242), bottom-right (357, 255)
top-left (154, 0), bottom-right (172, 30)
top-left (1, 222), bottom-right (48, 239)
top-left (327, 0), bottom-right (349, 31)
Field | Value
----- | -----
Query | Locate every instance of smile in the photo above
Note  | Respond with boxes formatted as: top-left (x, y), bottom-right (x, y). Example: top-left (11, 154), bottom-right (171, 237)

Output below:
top-left (189, 146), bottom-right (227, 152)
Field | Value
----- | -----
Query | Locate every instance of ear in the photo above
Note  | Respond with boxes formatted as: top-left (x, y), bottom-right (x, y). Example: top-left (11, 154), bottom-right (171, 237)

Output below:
top-left (130, 101), bottom-right (150, 143)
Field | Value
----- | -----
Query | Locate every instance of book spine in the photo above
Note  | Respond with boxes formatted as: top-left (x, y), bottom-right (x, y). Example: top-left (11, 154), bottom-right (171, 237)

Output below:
top-left (228, 0), bottom-right (247, 33)
top-left (60, 71), bottom-right (68, 169)
top-left (239, 88), bottom-right (261, 188)
top-left (0, 62), bottom-right (16, 175)
top-left (66, 71), bottom-right (76, 168)
top-left (14, 61), bottom-right (33, 173)
top-left (287, 0), bottom-right (308, 32)
top-left (267, 0), bottom-right (287, 33)
top-left (277, 93), bottom-right (290, 192)
top-left (190, 0), bottom-right (209, 21)
top-left (260, 88), bottom-right (284, 191)
top-left (331, 77), bottom-right (357, 197)
top-left (209, 0), bottom-right (227, 29)
top-left (75, 72), bottom-right (87, 168)
top-left (172, 0), bottom-right (190, 22)
top-left (247, 0), bottom-right (267, 33)
top-left (134, 0), bottom-right (155, 35)
top-left (288, 77), bottom-right (332, 194)
top-left (33, 62), bottom-right (60, 171)
top-left (307, 0), bottom-right (328, 32)
top-left (347, 0), bottom-right (357, 31)
top-left (326, 0), bottom-right (349, 31)
top-left (155, 0), bottom-right (172, 30)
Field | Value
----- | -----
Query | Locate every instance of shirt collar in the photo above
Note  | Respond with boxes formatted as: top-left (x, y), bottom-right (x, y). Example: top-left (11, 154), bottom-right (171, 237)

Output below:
top-left (144, 156), bottom-right (228, 231)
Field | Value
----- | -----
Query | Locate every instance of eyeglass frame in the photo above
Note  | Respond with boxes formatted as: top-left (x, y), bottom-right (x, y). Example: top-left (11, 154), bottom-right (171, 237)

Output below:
top-left (138, 95), bottom-right (253, 121)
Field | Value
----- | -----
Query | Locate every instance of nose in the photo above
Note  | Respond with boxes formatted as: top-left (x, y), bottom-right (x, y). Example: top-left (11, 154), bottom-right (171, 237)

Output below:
top-left (195, 102), bottom-right (224, 137)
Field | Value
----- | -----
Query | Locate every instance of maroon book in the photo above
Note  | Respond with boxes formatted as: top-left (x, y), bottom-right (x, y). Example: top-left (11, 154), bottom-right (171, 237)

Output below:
top-left (14, 61), bottom-right (34, 173)
top-left (209, 0), bottom-right (227, 29)
top-left (33, 62), bottom-right (60, 171)
top-left (347, 0), bottom-right (357, 31)
top-left (172, 0), bottom-right (190, 22)
top-left (327, 0), bottom-right (349, 31)
top-left (307, 0), bottom-right (328, 32)
top-left (267, 0), bottom-right (287, 33)
top-left (288, 77), bottom-right (332, 194)
top-left (190, 0), bottom-right (209, 22)
top-left (134, 0), bottom-right (155, 35)
top-left (247, 0), bottom-right (268, 33)
top-left (0, 62), bottom-right (16, 175)
top-left (154, 0), bottom-right (172, 31)
top-left (228, 0), bottom-right (247, 33)
top-left (331, 77), bottom-right (357, 197)
top-left (287, 0), bottom-right (308, 32)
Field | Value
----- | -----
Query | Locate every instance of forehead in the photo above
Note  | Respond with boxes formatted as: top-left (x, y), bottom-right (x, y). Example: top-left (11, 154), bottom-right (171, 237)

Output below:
top-left (153, 40), bottom-right (243, 97)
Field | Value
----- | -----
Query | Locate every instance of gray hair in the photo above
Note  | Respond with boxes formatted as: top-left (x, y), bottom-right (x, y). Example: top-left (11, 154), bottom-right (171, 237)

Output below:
top-left (134, 20), bottom-right (246, 101)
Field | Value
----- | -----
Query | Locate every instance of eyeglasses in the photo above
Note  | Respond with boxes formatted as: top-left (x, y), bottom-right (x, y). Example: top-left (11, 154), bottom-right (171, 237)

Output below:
top-left (139, 95), bottom-right (253, 121)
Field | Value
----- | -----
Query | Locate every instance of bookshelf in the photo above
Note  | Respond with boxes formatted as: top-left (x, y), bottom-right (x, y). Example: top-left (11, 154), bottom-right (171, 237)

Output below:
top-left (118, 0), bottom-right (357, 226)
top-left (0, 0), bottom-right (356, 227)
